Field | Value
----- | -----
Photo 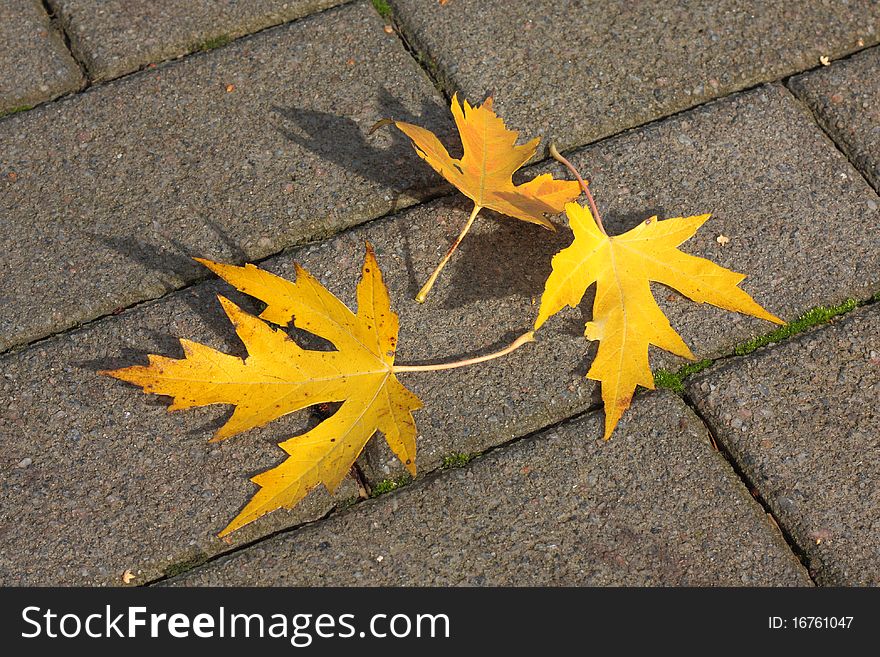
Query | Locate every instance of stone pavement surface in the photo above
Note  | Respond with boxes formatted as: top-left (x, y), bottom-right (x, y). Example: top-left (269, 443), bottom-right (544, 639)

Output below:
top-left (0, 1), bottom-right (453, 353)
top-left (167, 393), bottom-right (810, 586)
top-left (388, 0), bottom-right (880, 152)
top-left (688, 305), bottom-right (880, 586)
top-left (48, 0), bottom-right (346, 81)
top-left (791, 47), bottom-right (880, 191)
top-left (0, 0), bottom-right (82, 115)
top-left (3, 81), bottom-right (879, 585)
top-left (0, 0), bottom-right (878, 587)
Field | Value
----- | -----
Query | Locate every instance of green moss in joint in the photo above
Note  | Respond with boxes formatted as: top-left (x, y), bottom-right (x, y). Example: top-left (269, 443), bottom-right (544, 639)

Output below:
top-left (371, 0), bottom-right (392, 19)
top-left (370, 474), bottom-right (411, 497)
top-left (654, 358), bottom-right (713, 393)
top-left (0, 104), bottom-right (34, 118)
top-left (733, 298), bottom-right (858, 357)
top-left (653, 369), bottom-right (685, 393)
top-left (441, 452), bottom-right (475, 469)
top-left (196, 34), bottom-right (231, 52)
top-left (162, 551), bottom-right (210, 578)
top-left (655, 297), bottom-right (865, 391)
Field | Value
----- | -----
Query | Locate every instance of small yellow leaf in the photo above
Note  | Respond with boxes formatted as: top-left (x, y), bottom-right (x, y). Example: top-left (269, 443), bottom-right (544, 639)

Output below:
top-left (390, 94), bottom-right (581, 300)
top-left (104, 244), bottom-right (421, 536)
top-left (536, 203), bottom-right (783, 440)
top-left (122, 569), bottom-right (136, 584)
top-left (395, 94), bottom-right (581, 227)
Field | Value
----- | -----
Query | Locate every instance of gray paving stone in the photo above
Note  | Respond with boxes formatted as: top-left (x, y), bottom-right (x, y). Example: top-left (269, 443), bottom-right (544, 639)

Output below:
top-left (790, 46), bottom-right (880, 192)
top-left (0, 0), bottom-right (452, 353)
top-left (0, 0), bottom-right (83, 115)
top-left (389, 0), bottom-right (880, 152)
top-left (0, 280), bottom-right (362, 586)
top-left (356, 84), bottom-right (880, 486)
top-left (552, 84), bottom-right (880, 371)
top-left (2, 84), bottom-right (876, 585)
top-left (686, 305), bottom-right (880, 585)
top-left (48, 0), bottom-right (347, 81)
top-left (166, 392), bottom-right (810, 586)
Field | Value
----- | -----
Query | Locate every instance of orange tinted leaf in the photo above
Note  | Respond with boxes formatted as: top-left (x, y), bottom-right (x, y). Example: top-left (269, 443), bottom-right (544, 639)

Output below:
top-left (390, 95), bottom-right (581, 301)
top-left (395, 94), bottom-right (580, 226)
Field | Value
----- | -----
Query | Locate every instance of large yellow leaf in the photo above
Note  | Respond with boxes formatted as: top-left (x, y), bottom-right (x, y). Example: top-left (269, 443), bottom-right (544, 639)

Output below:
top-left (389, 94), bottom-right (581, 301)
top-left (104, 244), bottom-right (421, 536)
top-left (535, 203), bottom-right (783, 440)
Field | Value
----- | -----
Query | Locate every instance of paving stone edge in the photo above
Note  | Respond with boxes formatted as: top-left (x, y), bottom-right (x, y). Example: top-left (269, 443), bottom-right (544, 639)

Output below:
top-left (786, 76), bottom-right (880, 197)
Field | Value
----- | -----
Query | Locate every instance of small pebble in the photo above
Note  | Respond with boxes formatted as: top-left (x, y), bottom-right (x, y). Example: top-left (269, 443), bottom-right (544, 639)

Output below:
top-left (16, 457), bottom-right (32, 468)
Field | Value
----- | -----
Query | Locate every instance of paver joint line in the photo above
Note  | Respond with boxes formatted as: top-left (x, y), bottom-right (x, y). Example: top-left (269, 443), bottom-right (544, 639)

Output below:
top-left (788, 45), bottom-right (880, 195)
top-left (676, 389), bottom-right (817, 585)
top-left (41, 0), bottom-right (91, 82)
top-left (0, 0), bottom-right (457, 354)
top-left (686, 305), bottom-right (880, 585)
top-left (159, 392), bottom-right (811, 586)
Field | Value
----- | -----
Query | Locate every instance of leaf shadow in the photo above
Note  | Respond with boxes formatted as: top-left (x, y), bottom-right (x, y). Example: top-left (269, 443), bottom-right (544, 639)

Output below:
top-left (271, 86), bottom-right (455, 201)
top-left (89, 219), bottom-right (282, 341)
top-left (393, 326), bottom-right (528, 369)
top-left (392, 195), bottom-right (466, 300)
top-left (603, 207), bottom-right (668, 234)
top-left (437, 211), bottom-right (573, 309)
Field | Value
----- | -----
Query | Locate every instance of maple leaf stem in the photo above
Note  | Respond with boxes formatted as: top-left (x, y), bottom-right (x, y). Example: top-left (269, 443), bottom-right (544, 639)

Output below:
top-left (415, 203), bottom-right (482, 303)
top-left (393, 331), bottom-right (535, 373)
top-left (549, 143), bottom-right (607, 236)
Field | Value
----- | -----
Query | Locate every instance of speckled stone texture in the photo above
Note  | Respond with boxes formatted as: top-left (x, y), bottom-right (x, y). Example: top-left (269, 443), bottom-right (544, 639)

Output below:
top-left (351, 84), bottom-right (880, 486)
top-left (0, 80), bottom-right (878, 582)
top-left (388, 0), bottom-right (880, 152)
top-left (0, 0), bottom-right (82, 114)
top-left (790, 46), bottom-right (880, 192)
top-left (0, 278), bottom-right (362, 586)
top-left (2, 85), bottom-right (879, 584)
top-left (555, 84), bottom-right (880, 371)
top-left (48, 0), bottom-right (346, 81)
top-left (165, 392), bottom-right (810, 586)
top-left (687, 305), bottom-right (880, 586)
top-left (0, 0), bottom-right (452, 353)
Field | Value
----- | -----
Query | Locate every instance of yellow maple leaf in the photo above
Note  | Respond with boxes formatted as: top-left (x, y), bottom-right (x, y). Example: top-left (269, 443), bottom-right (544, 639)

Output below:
top-left (535, 203), bottom-right (784, 440)
top-left (103, 244), bottom-right (421, 537)
top-left (388, 94), bottom-right (581, 301)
